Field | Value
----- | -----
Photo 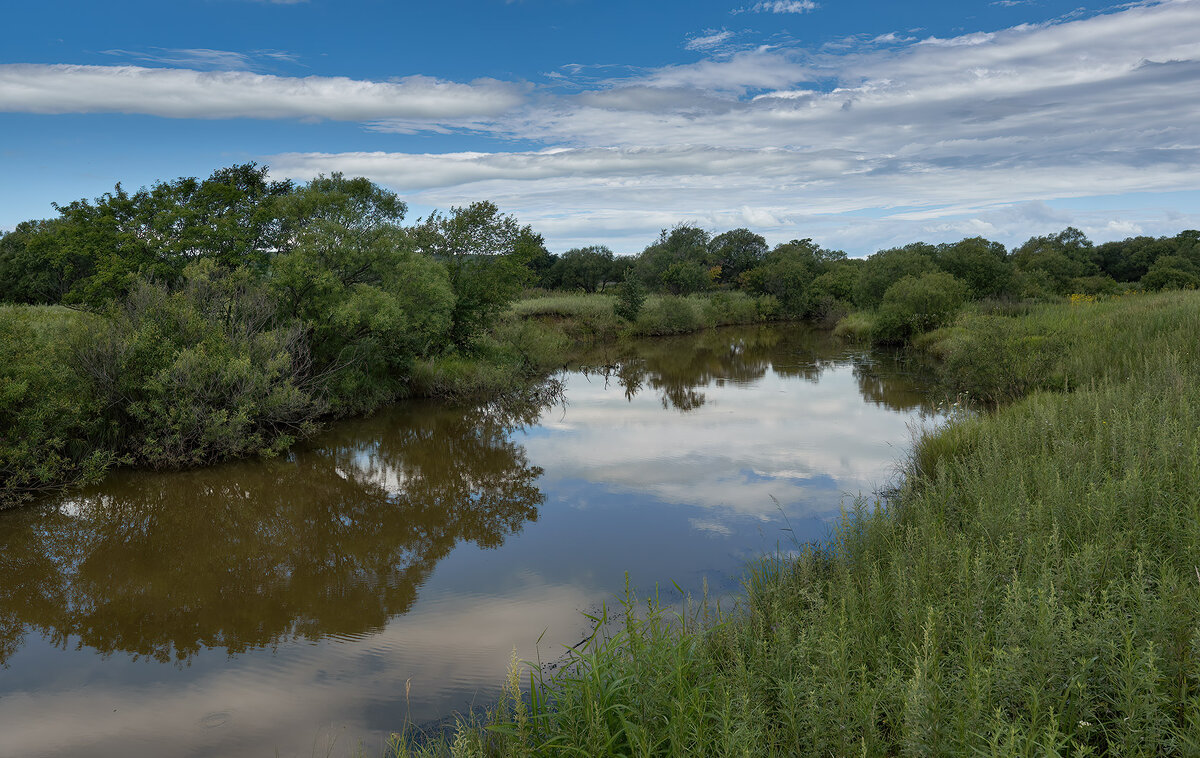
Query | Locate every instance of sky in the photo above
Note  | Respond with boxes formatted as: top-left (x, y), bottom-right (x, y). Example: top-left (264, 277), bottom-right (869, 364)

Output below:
top-left (1, 0), bottom-right (1198, 255)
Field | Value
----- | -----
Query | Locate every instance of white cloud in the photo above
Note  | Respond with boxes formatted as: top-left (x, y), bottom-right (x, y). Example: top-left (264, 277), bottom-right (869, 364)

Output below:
top-left (8, 0), bottom-right (1197, 253)
top-left (268, 0), bottom-right (1200, 252)
top-left (685, 29), bottom-right (736, 51)
top-left (0, 64), bottom-right (525, 120)
top-left (735, 0), bottom-right (819, 14)
top-left (99, 47), bottom-right (300, 71)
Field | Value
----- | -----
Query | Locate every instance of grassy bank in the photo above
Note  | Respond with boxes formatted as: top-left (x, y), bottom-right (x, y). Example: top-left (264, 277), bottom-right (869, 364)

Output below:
top-left (399, 290), bottom-right (1200, 756)
top-left (510, 290), bottom-right (782, 342)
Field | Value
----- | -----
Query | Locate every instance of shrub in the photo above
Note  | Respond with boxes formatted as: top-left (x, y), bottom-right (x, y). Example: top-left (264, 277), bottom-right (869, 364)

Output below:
top-left (938, 314), bottom-right (1065, 403)
top-left (633, 295), bottom-right (702, 336)
top-left (0, 306), bottom-right (113, 506)
top-left (613, 273), bottom-right (647, 322)
top-left (871, 271), bottom-right (969, 344)
top-left (832, 311), bottom-right (875, 342)
top-left (76, 264), bottom-right (324, 468)
top-left (699, 291), bottom-right (762, 326)
top-left (1141, 255), bottom-right (1200, 291)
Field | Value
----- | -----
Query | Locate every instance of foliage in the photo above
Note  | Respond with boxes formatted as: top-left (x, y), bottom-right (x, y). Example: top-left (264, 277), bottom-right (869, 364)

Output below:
top-left (0, 163), bottom-right (294, 306)
top-left (932, 236), bottom-right (1012, 299)
top-left (414, 201), bottom-right (544, 347)
top-left (613, 270), bottom-right (647, 323)
top-left (936, 314), bottom-right (1065, 403)
top-left (0, 219), bottom-right (91, 304)
top-left (76, 262), bottom-right (324, 468)
top-left (548, 246), bottom-right (618, 293)
top-left (659, 260), bottom-right (713, 295)
top-left (708, 228), bottom-right (767, 285)
top-left (832, 310), bottom-right (875, 342)
top-left (1142, 255), bottom-right (1199, 291)
top-left (740, 238), bottom-right (847, 318)
top-left (0, 306), bottom-right (114, 506)
top-left (871, 271), bottom-right (969, 344)
top-left (633, 295), bottom-right (703, 335)
top-left (1011, 226), bottom-right (1098, 294)
top-left (635, 224), bottom-right (712, 289)
top-left (854, 243), bottom-right (938, 309)
top-left (270, 174), bottom-right (454, 412)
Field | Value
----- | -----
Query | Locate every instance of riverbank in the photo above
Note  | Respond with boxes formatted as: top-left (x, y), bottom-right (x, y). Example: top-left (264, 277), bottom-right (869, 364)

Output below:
top-left (0, 291), bottom-right (785, 507)
top-left (399, 289), bottom-right (1200, 756)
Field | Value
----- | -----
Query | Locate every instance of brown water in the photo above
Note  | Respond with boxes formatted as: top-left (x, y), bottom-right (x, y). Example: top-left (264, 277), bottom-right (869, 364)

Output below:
top-left (0, 325), bottom-right (936, 758)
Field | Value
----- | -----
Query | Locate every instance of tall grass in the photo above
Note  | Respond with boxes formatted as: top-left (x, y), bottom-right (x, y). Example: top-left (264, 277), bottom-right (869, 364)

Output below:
top-left (397, 290), bottom-right (1200, 756)
top-left (510, 291), bottom-right (781, 342)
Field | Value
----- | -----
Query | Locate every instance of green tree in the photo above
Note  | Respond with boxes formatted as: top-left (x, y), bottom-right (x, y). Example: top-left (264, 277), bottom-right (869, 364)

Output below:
top-left (854, 243), bottom-right (938, 309)
top-left (660, 260), bottom-right (712, 295)
top-left (613, 270), bottom-right (647, 322)
top-left (635, 224), bottom-right (712, 289)
top-left (1094, 235), bottom-right (1177, 282)
top-left (552, 245), bottom-right (616, 293)
top-left (807, 260), bottom-right (862, 319)
top-left (872, 271), bottom-right (969, 344)
top-left (933, 237), bottom-right (1012, 299)
top-left (0, 219), bottom-right (93, 304)
top-left (3, 164), bottom-right (295, 306)
top-left (709, 228), bottom-right (767, 286)
top-left (271, 174), bottom-right (454, 411)
top-left (1011, 227), bottom-right (1097, 294)
top-left (741, 239), bottom-right (847, 317)
top-left (76, 261), bottom-right (325, 467)
top-left (413, 201), bottom-right (542, 347)
top-left (1141, 255), bottom-right (1199, 291)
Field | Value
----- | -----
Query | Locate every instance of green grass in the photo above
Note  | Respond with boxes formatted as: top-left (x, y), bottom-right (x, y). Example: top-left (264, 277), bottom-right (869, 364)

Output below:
top-left (831, 310), bottom-right (875, 342)
top-left (510, 290), bottom-right (782, 343)
top-left (395, 290), bottom-right (1200, 757)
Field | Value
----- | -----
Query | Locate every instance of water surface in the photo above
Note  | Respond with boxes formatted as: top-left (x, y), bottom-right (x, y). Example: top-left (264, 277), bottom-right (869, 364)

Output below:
top-left (0, 325), bottom-right (935, 757)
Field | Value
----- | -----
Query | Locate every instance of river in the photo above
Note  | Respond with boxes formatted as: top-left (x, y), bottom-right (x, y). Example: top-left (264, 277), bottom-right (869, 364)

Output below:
top-left (0, 324), bottom-right (937, 757)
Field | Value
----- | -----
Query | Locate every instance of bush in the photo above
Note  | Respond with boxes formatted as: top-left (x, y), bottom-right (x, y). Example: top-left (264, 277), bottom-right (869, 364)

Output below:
top-left (613, 273), bottom-right (647, 322)
top-left (938, 314), bottom-right (1065, 403)
top-left (832, 311), bottom-right (875, 341)
top-left (632, 295), bottom-right (703, 336)
top-left (699, 291), bottom-right (762, 326)
top-left (0, 306), bottom-right (113, 506)
top-left (1142, 255), bottom-right (1200, 291)
top-left (871, 271), bottom-right (969, 344)
top-left (77, 264), bottom-right (324, 468)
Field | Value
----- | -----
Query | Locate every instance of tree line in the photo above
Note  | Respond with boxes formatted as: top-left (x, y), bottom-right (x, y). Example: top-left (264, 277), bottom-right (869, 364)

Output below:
top-left (2, 162), bottom-right (1197, 502)
top-left (526, 222), bottom-right (1199, 343)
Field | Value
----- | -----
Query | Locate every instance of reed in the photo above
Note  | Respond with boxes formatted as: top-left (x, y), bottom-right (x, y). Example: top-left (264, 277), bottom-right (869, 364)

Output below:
top-left (396, 290), bottom-right (1200, 756)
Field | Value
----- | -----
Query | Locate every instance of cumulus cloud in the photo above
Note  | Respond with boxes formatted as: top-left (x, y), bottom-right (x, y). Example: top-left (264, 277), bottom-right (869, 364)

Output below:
top-left (0, 64), bottom-right (525, 120)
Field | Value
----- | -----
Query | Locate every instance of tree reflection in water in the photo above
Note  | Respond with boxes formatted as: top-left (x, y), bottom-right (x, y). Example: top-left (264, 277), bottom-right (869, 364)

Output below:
top-left (577, 325), bottom-right (935, 414)
top-left (0, 327), bottom-right (933, 670)
top-left (0, 383), bottom-right (559, 666)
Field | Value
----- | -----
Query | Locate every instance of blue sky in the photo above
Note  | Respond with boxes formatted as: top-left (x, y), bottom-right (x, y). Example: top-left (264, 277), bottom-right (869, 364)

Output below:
top-left (2, 0), bottom-right (1198, 255)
